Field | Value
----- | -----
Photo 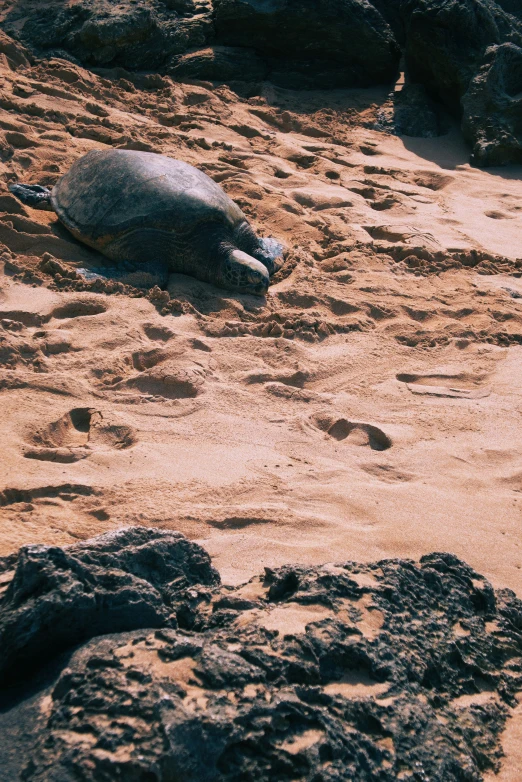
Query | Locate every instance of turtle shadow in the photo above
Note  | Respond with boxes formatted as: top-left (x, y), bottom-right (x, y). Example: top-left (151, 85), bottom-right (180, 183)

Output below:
top-left (40, 223), bottom-right (276, 315)
top-left (165, 273), bottom-right (268, 316)
top-left (47, 219), bottom-right (110, 266)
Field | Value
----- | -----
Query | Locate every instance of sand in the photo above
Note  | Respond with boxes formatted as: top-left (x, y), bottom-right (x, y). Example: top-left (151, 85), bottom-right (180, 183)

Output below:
top-left (1, 25), bottom-right (522, 775)
top-left (0, 27), bottom-right (520, 617)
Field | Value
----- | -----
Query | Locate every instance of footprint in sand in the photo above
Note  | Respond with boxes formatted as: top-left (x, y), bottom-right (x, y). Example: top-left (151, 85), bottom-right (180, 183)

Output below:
top-left (0, 483), bottom-right (95, 507)
top-left (396, 372), bottom-right (491, 399)
top-left (484, 210), bottom-right (513, 220)
top-left (95, 342), bottom-right (208, 401)
top-left (412, 171), bottom-right (454, 191)
top-left (207, 516), bottom-right (272, 530)
top-left (244, 368), bottom-right (309, 388)
top-left (312, 414), bottom-right (392, 451)
top-left (24, 407), bottom-right (136, 463)
top-left (363, 223), bottom-right (441, 249)
top-left (125, 366), bottom-right (205, 399)
top-left (51, 300), bottom-right (107, 319)
top-left (142, 322), bottom-right (176, 342)
top-left (360, 464), bottom-right (415, 483)
top-left (120, 349), bottom-right (206, 399)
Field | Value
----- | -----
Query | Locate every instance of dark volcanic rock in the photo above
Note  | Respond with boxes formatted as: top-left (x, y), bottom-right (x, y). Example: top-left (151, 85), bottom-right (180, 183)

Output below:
top-left (169, 45), bottom-right (269, 82)
top-left (213, 0), bottom-right (401, 88)
top-left (402, 0), bottom-right (522, 113)
top-left (398, 0), bottom-right (522, 164)
top-left (462, 42), bottom-right (522, 166)
top-left (3, 542), bottom-right (522, 781)
top-left (0, 526), bottom-right (219, 683)
top-left (393, 83), bottom-right (446, 137)
top-left (370, 0), bottom-right (406, 42)
top-left (495, 0), bottom-right (522, 21)
top-left (2, 0), bottom-right (213, 70)
top-left (3, 0), bottom-right (402, 88)
top-left (376, 81), bottom-right (448, 138)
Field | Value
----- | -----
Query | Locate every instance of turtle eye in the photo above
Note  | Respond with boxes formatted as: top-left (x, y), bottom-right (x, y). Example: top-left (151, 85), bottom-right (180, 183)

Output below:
top-left (247, 269), bottom-right (262, 284)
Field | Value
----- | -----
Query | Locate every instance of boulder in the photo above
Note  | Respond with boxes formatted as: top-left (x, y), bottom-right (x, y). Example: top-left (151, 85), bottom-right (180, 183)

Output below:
top-left (0, 526), bottom-right (219, 682)
top-left (2, 0), bottom-right (214, 70)
top-left (401, 0), bottom-right (522, 112)
top-left (1, 537), bottom-right (522, 781)
top-left (370, 0), bottom-right (406, 42)
top-left (213, 0), bottom-right (401, 88)
top-left (462, 42), bottom-right (522, 166)
top-left (3, 0), bottom-right (402, 87)
top-left (169, 45), bottom-right (269, 82)
top-left (495, 0), bottom-right (522, 21)
top-left (379, 82), bottom-right (447, 138)
top-left (400, 0), bottom-right (522, 164)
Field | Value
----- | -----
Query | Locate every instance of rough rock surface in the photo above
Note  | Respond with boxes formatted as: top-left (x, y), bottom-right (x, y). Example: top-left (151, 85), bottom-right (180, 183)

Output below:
top-left (402, 0), bottom-right (522, 112)
top-left (2, 0), bottom-right (522, 161)
top-left (169, 45), bottom-right (269, 82)
top-left (376, 82), bottom-right (447, 138)
top-left (213, 0), bottom-right (401, 88)
top-left (400, 0), bottom-right (522, 163)
top-left (2, 0), bottom-right (214, 71)
top-left (3, 0), bottom-right (401, 88)
top-left (496, 0), bottom-right (522, 20)
top-left (0, 526), bottom-right (219, 682)
top-left (462, 42), bottom-right (522, 166)
top-left (1, 530), bottom-right (522, 780)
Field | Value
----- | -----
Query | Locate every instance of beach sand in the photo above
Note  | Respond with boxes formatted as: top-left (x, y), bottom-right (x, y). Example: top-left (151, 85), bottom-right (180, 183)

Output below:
top-left (0, 29), bottom-right (522, 773)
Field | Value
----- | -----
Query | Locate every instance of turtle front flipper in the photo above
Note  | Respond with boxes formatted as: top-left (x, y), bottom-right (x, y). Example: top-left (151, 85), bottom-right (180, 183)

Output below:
top-left (222, 249), bottom-right (269, 296)
top-left (9, 183), bottom-right (54, 211)
top-left (232, 221), bottom-right (284, 276)
top-left (77, 258), bottom-right (170, 289)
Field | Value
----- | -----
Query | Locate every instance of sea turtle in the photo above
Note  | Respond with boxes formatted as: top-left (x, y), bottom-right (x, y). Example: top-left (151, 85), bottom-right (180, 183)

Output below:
top-left (9, 149), bottom-right (283, 295)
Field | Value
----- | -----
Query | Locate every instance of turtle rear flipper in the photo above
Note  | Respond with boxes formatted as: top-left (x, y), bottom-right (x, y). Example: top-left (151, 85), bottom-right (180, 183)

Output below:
top-left (8, 183), bottom-right (54, 211)
top-left (77, 258), bottom-right (170, 289)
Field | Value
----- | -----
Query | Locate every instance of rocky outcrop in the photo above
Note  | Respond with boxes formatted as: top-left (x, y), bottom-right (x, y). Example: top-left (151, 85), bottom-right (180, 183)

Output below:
top-left (400, 0), bottom-right (522, 163)
top-left (169, 45), bottom-right (269, 82)
top-left (0, 526), bottom-right (219, 682)
top-left (3, 0), bottom-right (402, 88)
top-left (370, 0), bottom-right (406, 42)
top-left (213, 0), bottom-right (401, 88)
top-left (2, 0), bottom-right (214, 70)
top-left (1, 530), bottom-right (522, 780)
top-left (402, 0), bottom-right (522, 112)
top-left (492, 0), bottom-right (522, 21)
top-left (1, 0), bottom-right (521, 160)
top-left (462, 42), bottom-right (522, 166)
top-left (376, 82), bottom-right (447, 138)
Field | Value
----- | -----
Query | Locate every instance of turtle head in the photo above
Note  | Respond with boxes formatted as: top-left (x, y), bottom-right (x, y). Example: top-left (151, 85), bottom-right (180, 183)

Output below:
top-left (223, 249), bottom-right (270, 296)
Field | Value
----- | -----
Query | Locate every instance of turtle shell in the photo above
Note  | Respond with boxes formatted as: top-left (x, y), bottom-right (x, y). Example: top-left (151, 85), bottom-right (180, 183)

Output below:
top-left (51, 149), bottom-right (246, 255)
